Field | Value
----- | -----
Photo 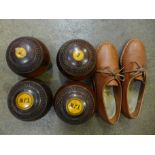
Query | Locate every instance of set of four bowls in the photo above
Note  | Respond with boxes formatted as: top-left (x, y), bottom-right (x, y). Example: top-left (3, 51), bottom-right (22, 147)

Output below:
top-left (6, 37), bottom-right (96, 124)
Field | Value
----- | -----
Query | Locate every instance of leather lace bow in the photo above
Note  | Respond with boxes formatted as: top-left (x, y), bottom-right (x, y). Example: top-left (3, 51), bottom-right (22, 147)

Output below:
top-left (121, 61), bottom-right (146, 82)
top-left (96, 67), bottom-right (125, 81)
top-left (96, 62), bottom-right (146, 83)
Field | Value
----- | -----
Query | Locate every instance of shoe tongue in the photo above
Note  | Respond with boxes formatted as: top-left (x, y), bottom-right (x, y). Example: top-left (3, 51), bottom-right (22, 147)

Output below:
top-left (107, 79), bottom-right (118, 86)
top-left (132, 65), bottom-right (144, 81)
top-left (135, 75), bottom-right (143, 81)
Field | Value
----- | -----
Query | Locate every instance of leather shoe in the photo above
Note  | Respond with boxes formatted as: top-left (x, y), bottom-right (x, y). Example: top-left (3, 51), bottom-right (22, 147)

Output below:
top-left (94, 42), bottom-right (122, 124)
top-left (120, 39), bottom-right (147, 119)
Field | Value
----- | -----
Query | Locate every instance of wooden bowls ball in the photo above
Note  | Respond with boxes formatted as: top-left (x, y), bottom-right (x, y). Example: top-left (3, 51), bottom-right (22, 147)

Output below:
top-left (54, 82), bottom-right (96, 124)
top-left (57, 39), bottom-right (96, 80)
top-left (6, 37), bottom-right (51, 77)
top-left (8, 79), bottom-right (52, 121)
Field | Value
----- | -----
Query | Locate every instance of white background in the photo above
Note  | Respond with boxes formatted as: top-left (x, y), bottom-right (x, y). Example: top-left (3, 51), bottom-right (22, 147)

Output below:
top-left (0, 0), bottom-right (154, 19)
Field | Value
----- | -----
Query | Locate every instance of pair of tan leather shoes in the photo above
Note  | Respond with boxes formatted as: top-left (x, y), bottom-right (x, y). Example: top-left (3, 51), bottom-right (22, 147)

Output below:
top-left (94, 39), bottom-right (147, 124)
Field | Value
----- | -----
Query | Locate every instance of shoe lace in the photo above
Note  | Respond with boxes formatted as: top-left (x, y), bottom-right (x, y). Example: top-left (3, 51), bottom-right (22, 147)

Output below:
top-left (96, 62), bottom-right (146, 82)
top-left (96, 66), bottom-right (125, 81)
top-left (121, 61), bottom-right (146, 83)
